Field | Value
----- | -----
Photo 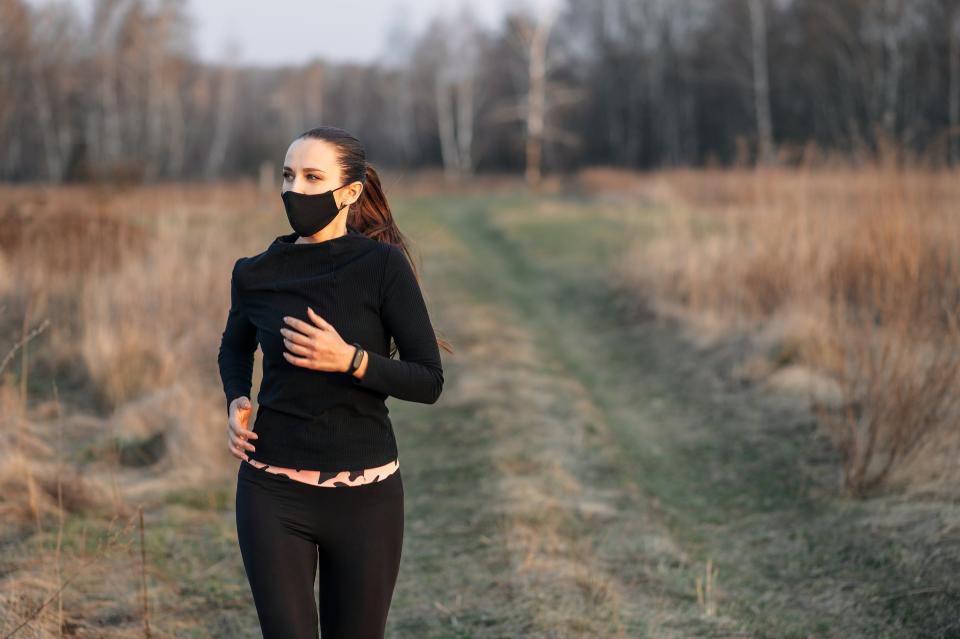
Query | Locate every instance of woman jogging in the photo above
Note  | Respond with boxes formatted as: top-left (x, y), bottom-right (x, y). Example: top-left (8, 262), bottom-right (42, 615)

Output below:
top-left (217, 125), bottom-right (448, 638)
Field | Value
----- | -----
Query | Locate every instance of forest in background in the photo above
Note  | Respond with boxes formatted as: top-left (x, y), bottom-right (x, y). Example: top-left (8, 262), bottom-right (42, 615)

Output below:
top-left (2, 0), bottom-right (960, 185)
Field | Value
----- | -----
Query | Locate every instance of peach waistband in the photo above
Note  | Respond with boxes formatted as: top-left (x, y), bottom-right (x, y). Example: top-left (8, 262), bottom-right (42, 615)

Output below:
top-left (244, 457), bottom-right (399, 488)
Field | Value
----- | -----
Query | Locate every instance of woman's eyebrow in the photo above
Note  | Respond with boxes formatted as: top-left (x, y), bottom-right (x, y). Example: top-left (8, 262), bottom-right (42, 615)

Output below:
top-left (282, 166), bottom-right (325, 173)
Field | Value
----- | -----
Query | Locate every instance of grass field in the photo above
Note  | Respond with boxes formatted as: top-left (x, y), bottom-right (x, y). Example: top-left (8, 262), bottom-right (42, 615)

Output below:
top-left (1, 179), bottom-right (957, 638)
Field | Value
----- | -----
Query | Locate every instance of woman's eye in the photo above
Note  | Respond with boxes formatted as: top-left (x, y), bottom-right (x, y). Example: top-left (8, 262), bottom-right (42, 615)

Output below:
top-left (308, 175), bottom-right (318, 180)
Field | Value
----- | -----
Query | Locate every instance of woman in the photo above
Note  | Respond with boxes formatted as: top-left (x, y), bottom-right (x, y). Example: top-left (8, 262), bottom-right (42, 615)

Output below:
top-left (217, 125), bottom-right (449, 639)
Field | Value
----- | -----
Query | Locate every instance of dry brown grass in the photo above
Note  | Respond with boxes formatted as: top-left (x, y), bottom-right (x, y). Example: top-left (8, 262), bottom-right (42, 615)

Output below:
top-left (0, 181), bottom-right (278, 636)
top-left (615, 164), bottom-right (960, 497)
top-left (1, 167), bottom-right (956, 634)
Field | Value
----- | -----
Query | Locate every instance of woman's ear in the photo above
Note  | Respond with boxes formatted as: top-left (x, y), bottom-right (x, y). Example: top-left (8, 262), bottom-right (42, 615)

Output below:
top-left (350, 182), bottom-right (364, 205)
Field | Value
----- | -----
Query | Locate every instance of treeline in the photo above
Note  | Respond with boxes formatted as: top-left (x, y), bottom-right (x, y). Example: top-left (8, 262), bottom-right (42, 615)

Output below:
top-left (1, 0), bottom-right (958, 183)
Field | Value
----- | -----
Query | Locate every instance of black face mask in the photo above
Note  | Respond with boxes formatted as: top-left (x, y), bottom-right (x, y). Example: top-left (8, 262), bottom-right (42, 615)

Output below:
top-left (281, 183), bottom-right (350, 237)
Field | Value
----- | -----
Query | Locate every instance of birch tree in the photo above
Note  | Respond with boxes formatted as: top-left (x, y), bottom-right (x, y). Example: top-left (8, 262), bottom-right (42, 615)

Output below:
top-left (427, 9), bottom-right (483, 179)
top-left (204, 41), bottom-right (240, 180)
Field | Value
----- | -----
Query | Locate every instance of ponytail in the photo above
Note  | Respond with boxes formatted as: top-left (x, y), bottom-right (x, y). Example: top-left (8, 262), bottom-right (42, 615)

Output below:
top-left (349, 163), bottom-right (454, 356)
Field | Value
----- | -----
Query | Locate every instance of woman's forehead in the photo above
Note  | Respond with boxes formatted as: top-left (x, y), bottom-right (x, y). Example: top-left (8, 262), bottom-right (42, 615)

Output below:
top-left (284, 138), bottom-right (339, 170)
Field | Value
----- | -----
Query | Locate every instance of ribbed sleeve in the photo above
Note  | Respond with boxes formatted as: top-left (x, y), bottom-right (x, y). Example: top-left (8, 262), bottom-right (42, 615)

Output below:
top-left (217, 258), bottom-right (258, 415)
top-left (351, 245), bottom-right (444, 403)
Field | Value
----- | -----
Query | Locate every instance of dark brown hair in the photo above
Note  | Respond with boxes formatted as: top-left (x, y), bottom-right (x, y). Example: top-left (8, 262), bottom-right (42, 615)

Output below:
top-left (294, 125), bottom-right (452, 355)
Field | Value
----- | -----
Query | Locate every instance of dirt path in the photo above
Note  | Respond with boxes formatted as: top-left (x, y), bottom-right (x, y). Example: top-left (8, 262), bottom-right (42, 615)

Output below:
top-left (384, 192), bottom-right (958, 638)
top-left (386, 197), bottom-right (748, 638)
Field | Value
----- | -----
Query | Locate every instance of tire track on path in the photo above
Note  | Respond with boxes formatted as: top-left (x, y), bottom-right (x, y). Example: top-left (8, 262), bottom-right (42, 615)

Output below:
top-left (417, 200), bottom-right (749, 638)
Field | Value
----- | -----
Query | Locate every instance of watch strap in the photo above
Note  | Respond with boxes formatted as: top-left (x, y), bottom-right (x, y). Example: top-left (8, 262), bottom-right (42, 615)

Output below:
top-left (346, 342), bottom-right (364, 375)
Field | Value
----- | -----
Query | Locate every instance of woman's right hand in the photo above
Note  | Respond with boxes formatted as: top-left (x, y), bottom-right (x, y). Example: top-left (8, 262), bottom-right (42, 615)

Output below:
top-left (228, 396), bottom-right (258, 461)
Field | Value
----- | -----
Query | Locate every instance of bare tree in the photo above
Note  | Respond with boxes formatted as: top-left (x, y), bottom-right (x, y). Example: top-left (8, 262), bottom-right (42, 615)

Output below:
top-left (90, 0), bottom-right (127, 171)
top-left (748, 0), bottom-right (776, 164)
top-left (859, 0), bottom-right (927, 146)
top-left (0, 0), bottom-right (29, 177)
top-left (204, 41), bottom-right (240, 180)
top-left (143, 1), bottom-right (187, 180)
top-left (517, 3), bottom-right (559, 187)
top-left (422, 9), bottom-right (484, 180)
top-left (24, 6), bottom-right (63, 182)
top-left (947, 0), bottom-right (960, 164)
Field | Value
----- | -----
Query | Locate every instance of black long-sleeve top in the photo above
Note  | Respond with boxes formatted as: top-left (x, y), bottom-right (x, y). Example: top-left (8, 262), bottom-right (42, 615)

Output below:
top-left (217, 225), bottom-right (444, 470)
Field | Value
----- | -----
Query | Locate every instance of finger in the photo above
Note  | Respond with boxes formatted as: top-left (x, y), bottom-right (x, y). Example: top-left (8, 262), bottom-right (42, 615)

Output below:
top-left (283, 337), bottom-right (312, 357)
top-left (232, 434), bottom-right (256, 452)
top-left (283, 315), bottom-right (320, 337)
top-left (229, 420), bottom-right (259, 439)
top-left (228, 442), bottom-right (249, 461)
top-left (307, 306), bottom-right (334, 330)
top-left (283, 351), bottom-right (313, 368)
top-left (280, 327), bottom-right (314, 348)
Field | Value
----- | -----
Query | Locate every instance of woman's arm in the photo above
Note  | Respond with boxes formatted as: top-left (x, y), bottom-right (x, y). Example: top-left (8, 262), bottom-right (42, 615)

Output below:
top-left (218, 259), bottom-right (258, 415)
top-left (351, 245), bottom-right (444, 404)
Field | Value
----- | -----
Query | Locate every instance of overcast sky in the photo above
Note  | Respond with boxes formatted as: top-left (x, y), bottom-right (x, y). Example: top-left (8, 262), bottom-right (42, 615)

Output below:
top-left (30, 0), bottom-right (559, 66)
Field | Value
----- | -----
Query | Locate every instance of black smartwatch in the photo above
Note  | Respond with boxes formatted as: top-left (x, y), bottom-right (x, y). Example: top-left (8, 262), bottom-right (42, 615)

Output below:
top-left (345, 342), bottom-right (365, 375)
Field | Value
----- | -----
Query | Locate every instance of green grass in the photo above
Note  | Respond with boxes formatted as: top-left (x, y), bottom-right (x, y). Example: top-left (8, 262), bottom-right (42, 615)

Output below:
top-left (398, 189), bottom-right (954, 638)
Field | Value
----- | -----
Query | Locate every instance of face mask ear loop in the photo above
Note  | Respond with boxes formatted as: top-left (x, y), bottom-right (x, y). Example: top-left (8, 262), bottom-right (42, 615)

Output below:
top-left (334, 182), bottom-right (350, 211)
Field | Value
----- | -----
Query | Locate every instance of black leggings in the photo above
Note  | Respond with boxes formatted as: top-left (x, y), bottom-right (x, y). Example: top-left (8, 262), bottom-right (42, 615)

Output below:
top-left (235, 460), bottom-right (404, 639)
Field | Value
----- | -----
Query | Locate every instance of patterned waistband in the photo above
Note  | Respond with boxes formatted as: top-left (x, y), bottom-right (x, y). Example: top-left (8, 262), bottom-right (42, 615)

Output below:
top-left (242, 457), bottom-right (400, 488)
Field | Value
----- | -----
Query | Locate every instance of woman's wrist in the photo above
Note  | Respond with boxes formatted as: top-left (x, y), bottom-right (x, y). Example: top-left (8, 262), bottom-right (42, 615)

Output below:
top-left (343, 343), bottom-right (368, 378)
top-left (351, 349), bottom-right (368, 379)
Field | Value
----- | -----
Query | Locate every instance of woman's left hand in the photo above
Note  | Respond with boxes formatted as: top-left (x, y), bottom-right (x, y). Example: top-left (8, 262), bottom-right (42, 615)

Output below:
top-left (281, 307), bottom-right (353, 373)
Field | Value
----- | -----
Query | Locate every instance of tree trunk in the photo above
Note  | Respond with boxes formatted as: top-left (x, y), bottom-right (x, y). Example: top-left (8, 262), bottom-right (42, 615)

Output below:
top-left (949, 6), bottom-right (960, 165)
top-left (524, 8), bottom-right (556, 188)
top-left (30, 58), bottom-right (64, 182)
top-left (434, 76), bottom-right (460, 179)
top-left (748, 0), bottom-right (775, 165)
top-left (456, 74), bottom-right (474, 175)
top-left (204, 60), bottom-right (238, 180)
